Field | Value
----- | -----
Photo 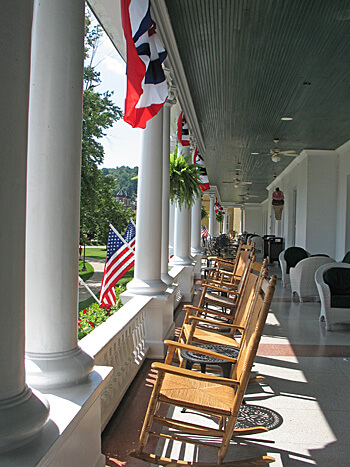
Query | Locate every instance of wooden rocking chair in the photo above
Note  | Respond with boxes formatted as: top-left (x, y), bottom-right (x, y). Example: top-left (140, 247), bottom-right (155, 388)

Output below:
top-left (179, 262), bottom-right (268, 354)
top-left (129, 275), bottom-right (277, 466)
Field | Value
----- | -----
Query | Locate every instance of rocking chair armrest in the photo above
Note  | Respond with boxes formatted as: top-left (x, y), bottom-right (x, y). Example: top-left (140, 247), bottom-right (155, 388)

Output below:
top-left (201, 283), bottom-right (240, 294)
top-left (152, 361), bottom-right (240, 387)
top-left (188, 316), bottom-right (240, 330)
top-left (183, 305), bottom-right (235, 320)
top-left (164, 340), bottom-right (238, 363)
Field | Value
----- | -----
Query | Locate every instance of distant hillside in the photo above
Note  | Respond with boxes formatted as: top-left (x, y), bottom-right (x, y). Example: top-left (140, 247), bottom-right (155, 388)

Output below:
top-left (101, 166), bottom-right (138, 201)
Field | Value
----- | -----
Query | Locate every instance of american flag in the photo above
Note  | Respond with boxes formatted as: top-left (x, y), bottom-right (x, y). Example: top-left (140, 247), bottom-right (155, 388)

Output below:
top-left (99, 225), bottom-right (135, 307)
top-left (201, 225), bottom-right (209, 238)
top-left (177, 111), bottom-right (190, 146)
top-left (121, 0), bottom-right (168, 128)
top-left (123, 220), bottom-right (136, 250)
top-left (193, 148), bottom-right (210, 191)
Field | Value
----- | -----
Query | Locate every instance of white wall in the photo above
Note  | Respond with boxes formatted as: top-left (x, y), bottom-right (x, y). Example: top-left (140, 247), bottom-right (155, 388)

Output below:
top-left (305, 151), bottom-right (338, 257)
top-left (269, 150), bottom-right (338, 257)
top-left (335, 140), bottom-right (350, 259)
top-left (244, 204), bottom-right (262, 235)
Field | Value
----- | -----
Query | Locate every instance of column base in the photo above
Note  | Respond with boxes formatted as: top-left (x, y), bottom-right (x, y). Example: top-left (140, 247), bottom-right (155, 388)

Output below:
top-left (0, 385), bottom-right (50, 454)
top-left (171, 264), bottom-right (195, 302)
top-left (191, 253), bottom-right (203, 279)
top-left (169, 255), bottom-right (194, 266)
top-left (126, 277), bottom-right (167, 295)
top-left (161, 272), bottom-right (174, 286)
top-left (25, 346), bottom-right (94, 390)
top-left (0, 367), bottom-right (112, 467)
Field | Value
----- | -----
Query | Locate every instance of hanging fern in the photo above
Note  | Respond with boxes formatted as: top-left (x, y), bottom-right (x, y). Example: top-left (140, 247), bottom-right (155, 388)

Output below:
top-left (201, 205), bottom-right (208, 220)
top-left (169, 146), bottom-right (202, 209)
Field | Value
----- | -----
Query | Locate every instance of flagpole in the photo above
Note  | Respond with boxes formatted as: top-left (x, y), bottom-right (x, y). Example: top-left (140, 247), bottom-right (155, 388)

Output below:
top-left (79, 276), bottom-right (101, 305)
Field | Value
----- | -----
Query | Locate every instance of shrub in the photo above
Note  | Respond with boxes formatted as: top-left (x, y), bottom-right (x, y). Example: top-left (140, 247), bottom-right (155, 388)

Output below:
top-left (78, 284), bottom-right (126, 339)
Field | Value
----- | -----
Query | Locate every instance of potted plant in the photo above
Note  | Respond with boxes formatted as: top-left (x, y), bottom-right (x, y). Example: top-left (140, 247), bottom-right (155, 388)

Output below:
top-left (169, 146), bottom-right (202, 209)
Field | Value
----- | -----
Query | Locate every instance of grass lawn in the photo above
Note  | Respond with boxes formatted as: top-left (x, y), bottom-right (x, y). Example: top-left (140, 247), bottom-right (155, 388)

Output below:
top-left (83, 247), bottom-right (107, 259)
top-left (78, 260), bottom-right (94, 281)
top-left (78, 266), bottom-right (134, 312)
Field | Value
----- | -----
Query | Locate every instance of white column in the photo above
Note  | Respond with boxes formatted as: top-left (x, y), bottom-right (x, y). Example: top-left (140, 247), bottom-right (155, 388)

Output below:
top-left (0, 0), bottom-right (49, 452)
top-left (241, 207), bottom-right (245, 233)
top-left (170, 205), bottom-right (193, 265)
top-left (209, 194), bottom-right (215, 236)
top-left (169, 201), bottom-right (175, 257)
top-left (161, 102), bottom-right (173, 285)
top-left (223, 212), bottom-right (228, 233)
top-left (127, 110), bottom-right (167, 295)
top-left (25, 0), bottom-right (94, 389)
top-left (191, 195), bottom-right (202, 254)
top-left (170, 145), bottom-right (193, 266)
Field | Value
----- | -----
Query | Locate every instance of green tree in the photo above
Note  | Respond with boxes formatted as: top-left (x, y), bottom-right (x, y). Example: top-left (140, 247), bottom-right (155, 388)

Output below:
top-left (80, 13), bottom-right (126, 244)
top-left (101, 166), bottom-right (138, 200)
top-left (169, 146), bottom-right (202, 209)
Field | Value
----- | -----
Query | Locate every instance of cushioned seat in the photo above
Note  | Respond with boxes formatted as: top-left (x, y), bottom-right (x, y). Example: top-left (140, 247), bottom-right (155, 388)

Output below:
top-left (284, 247), bottom-right (308, 273)
top-left (315, 263), bottom-right (350, 330)
top-left (279, 247), bottom-right (309, 288)
top-left (342, 251), bottom-right (350, 264)
top-left (323, 267), bottom-right (350, 308)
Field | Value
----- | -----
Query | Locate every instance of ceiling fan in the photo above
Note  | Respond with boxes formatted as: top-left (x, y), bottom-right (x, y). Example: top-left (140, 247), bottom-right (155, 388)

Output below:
top-left (258, 139), bottom-right (299, 163)
top-left (223, 171), bottom-right (252, 188)
top-left (239, 190), bottom-right (259, 200)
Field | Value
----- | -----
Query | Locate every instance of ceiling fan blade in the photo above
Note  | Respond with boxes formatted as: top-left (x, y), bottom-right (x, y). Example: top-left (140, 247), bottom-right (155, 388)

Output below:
top-left (280, 150), bottom-right (299, 156)
top-left (242, 181), bottom-right (252, 184)
top-left (222, 181), bottom-right (233, 183)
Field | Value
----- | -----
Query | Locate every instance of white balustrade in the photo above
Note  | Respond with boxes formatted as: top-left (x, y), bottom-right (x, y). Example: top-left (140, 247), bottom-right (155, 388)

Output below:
top-left (80, 296), bottom-right (151, 430)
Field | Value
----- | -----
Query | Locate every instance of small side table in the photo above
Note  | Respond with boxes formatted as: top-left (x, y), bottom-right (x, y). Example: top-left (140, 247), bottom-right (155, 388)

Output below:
top-left (180, 343), bottom-right (239, 378)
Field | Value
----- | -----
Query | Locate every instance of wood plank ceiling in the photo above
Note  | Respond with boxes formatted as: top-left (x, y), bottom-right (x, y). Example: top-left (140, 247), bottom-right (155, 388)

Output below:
top-left (163, 0), bottom-right (350, 203)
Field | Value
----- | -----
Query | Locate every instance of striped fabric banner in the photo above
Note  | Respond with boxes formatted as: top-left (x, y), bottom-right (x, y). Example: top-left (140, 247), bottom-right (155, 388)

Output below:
top-left (177, 111), bottom-right (190, 146)
top-left (193, 148), bottom-right (210, 191)
top-left (121, 0), bottom-right (168, 128)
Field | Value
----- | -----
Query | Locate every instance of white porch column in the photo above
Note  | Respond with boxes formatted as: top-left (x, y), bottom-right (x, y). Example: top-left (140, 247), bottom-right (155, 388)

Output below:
top-left (169, 201), bottom-right (175, 257)
top-left (171, 205), bottom-right (193, 265)
top-left (25, 0), bottom-right (94, 389)
top-left (161, 102), bottom-right (173, 285)
top-left (191, 196), bottom-right (202, 254)
top-left (0, 0), bottom-right (49, 452)
top-left (127, 110), bottom-right (167, 295)
top-left (209, 194), bottom-right (215, 236)
top-left (170, 145), bottom-right (193, 266)
top-left (191, 195), bottom-right (203, 279)
top-left (241, 207), bottom-right (245, 234)
top-left (223, 212), bottom-right (228, 233)
top-left (169, 146), bottom-right (194, 300)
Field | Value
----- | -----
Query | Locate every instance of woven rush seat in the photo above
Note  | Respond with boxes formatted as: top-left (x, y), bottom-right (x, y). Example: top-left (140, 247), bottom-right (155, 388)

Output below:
top-left (158, 371), bottom-right (236, 416)
top-left (182, 323), bottom-right (240, 347)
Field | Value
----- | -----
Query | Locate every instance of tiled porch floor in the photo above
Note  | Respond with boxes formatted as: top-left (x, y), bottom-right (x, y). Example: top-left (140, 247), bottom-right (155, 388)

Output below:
top-left (102, 262), bottom-right (350, 466)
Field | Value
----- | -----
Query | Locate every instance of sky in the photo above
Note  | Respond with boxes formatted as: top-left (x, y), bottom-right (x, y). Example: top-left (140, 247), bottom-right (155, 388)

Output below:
top-left (89, 19), bottom-right (142, 169)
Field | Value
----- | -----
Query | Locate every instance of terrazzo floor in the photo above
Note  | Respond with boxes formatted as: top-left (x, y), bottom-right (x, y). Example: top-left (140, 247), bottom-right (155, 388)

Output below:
top-left (102, 261), bottom-right (350, 466)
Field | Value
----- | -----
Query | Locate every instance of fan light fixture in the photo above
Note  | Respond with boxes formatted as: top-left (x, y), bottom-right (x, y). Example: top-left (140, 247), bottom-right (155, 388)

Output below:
top-left (281, 116), bottom-right (293, 121)
top-left (271, 154), bottom-right (281, 163)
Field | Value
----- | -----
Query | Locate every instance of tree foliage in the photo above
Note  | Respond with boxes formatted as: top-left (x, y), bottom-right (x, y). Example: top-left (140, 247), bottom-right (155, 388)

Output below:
top-left (101, 166), bottom-right (138, 200)
top-left (169, 147), bottom-right (202, 209)
top-left (80, 13), bottom-right (132, 245)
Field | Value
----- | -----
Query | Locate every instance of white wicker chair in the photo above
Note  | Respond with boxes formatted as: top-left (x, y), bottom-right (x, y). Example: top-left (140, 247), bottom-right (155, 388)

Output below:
top-left (290, 256), bottom-right (335, 302)
top-left (315, 262), bottom-right (350, 331)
